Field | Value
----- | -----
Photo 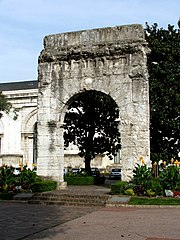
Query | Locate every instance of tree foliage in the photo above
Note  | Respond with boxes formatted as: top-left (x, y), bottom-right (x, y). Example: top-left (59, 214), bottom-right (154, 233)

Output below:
top-left (0, 92), bottom-right (18, 120)
top-left (0, 92), bottom-right (12, 118)
top-left (145, 22), bottom-right (180, 161)
top-left (63, 90), bottom-right (121, 172)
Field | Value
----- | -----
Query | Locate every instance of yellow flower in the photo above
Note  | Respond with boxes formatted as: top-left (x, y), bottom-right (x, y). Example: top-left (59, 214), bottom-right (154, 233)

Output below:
top-left (174, 160), bottom-right (179, 165)
top-left (139, 156), bottom-right (144, 161)
top-left (170, 158), bottom-right (174, 164)
top-left (139, 156), bottom-right (145, 165)
top-left (163, 161), bottom-right (166, 165)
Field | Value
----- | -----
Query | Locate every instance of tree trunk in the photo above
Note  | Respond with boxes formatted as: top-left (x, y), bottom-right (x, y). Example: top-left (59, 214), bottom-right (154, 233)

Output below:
top-left (84, 126), bottom-right (95, 175)
top-left (85, 151), bottom-right (91, 175)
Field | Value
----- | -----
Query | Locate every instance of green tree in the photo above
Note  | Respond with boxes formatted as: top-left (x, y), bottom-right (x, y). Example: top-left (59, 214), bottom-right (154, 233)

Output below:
top-left (145, 22), bottom-right (180, 162)
top-left (64, 90), bottom-right (121, 173)
top-left (0, 92), bottom-right (12, 118)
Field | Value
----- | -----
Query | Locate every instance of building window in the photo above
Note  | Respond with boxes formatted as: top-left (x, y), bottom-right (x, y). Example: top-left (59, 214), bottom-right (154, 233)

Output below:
top-left (114, 150), bottom-right (121, 164)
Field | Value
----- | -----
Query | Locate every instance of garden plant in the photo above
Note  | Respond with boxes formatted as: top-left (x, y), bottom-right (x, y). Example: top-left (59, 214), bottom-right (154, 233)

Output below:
top-left (0, 165), bottom-right (57, 198)
top-left (111, 158), bottom-right (180, 198)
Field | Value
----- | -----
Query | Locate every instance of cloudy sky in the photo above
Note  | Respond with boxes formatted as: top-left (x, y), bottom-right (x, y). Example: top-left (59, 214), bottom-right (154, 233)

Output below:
top-left (0, 0), bottom-right (179, 83)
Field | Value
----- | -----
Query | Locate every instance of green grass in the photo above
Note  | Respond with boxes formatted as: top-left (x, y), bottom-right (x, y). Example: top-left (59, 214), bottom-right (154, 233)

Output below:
top-left (129, 197), bottom-right (180, 205)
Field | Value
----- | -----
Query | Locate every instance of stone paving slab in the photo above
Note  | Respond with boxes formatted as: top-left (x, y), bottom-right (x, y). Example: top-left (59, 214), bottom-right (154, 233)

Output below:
top-left (108, 196), bottom-right (131, 203)
top-left (52, 185), bottom-right (111, 195)
top-left (1, 201), bottom-right (180, 240)
top-left (1, 185), bottom-right (180, 240)
top-left (24, 207), bottom-right (180, 240)
top-left (0, 202), bottom-right (96, 240)
top-left (13, 192), bottom-right (34, 200)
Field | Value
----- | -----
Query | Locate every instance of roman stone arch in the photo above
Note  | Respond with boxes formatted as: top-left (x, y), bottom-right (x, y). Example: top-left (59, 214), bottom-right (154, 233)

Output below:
top-left (37, 24), bottom-right (151, 187)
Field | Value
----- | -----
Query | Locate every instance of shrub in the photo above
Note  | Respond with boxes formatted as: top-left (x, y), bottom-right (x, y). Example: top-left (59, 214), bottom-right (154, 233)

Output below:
top-left (158, 165), bottom-right (180, 191)
top-left (146, 189), bottom-right (156, 197)
top-left (18, 166), bottom-right (38, 191)
top-left (133, 185), bottom-right (146, 196)
top-left (133, 164), bottom-right (153, 189)
top-left (32, 180), bottom-right (57, 192)
top-left (0, 192), bottom-right (15, 200)
top-left (175, 184), bottom-right (180, 191)
top-left (65, 176), bottom-right (94, 185)
top-left (149, 178), bottom-right (163, 196)
top-left (93, 176), bottom-right (106, 185)
top-left (0, 165), bottom-right (16, 193)
top-left (132, 164), bottom-right (155, 196)
top-left (111, 181), bottom-right (128, 195)
top-left (124, 188), bottom-right (135, 196)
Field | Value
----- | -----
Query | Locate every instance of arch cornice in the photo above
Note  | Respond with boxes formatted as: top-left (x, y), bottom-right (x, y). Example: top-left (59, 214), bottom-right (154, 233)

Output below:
top-left (21, 109), bottom-right (37, 133)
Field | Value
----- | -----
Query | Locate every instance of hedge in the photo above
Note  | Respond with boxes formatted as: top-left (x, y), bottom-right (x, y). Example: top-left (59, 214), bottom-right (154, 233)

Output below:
top-left (32, 180), bottom-right (57, 192)
top-left (65, 176), bottom-right (94, 185)
top-left (94, 176), bottom-right (106, 185)
top-left (0, 192), bottom-right (15, 200)
top-left (111, 181), bottom-right (128, 195)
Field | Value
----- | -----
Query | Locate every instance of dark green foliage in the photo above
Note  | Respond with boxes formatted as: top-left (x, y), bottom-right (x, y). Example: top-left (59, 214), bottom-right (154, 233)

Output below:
top-left (0, 165), bottom-right (16, 192)
top-left (110, 165), bottom-right (164, 196)
top-left (19, 166), bottom-right (38, 191)
top-left (129, 197), bottom-right (180, 205)
top-left (175, 184), bottom-right (180, 191)
top-left (0, 165), bottom-right (58, 194)
top-left (158, 165), bottom-right (180, 191)
top-left (0, 192), bottom-right (15, 200)
top-left (145, 22), bottom-right (180, 162)
top-left (64, 175), bottom-right (94, 185)
top-left (31, 180), bottom-right (57, 192)
top-left (93, 176), bottom-right (106, 185)
top-left (0, 165), bottom-right (39, 193)
top-left (64, 90), bottom-right (121, 172)
top-left (0, 92), bottom-right (12, 118)
top-left (111, 181), bottom-right (128, 194)
top-left (132, 164), bottom-right (153, 195)
top-left (0, 92), bottom-right (18, 120)
top-left (149, 178), bottom-right (163, 196)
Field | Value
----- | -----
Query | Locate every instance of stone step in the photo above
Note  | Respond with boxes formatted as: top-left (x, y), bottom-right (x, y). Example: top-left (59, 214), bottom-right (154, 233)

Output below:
top-left (28, 199), bottom-right (106, 207)
top-left (32, 193), bottom-right (109, 200)
top-left (31, 196), bottom-right (107, 203)
top-left (28, 192), bottom-right (109, 207)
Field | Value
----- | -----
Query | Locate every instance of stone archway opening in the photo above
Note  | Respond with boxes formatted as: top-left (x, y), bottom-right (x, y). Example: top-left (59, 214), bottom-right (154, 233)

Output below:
top-left (37, 24), bottom-right (150, 187)
top-left (63, 90), bottom-right (121, 174)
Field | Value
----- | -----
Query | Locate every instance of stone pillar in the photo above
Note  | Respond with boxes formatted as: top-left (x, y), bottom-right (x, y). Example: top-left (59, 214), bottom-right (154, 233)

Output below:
top-left (37, 62), bottom-right (66, 188)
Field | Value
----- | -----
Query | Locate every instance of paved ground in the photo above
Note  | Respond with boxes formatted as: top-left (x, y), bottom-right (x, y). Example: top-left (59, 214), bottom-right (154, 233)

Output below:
top-left (0, 202), bottom-right (96, 240)
top-left (1, 201), bottom-right (180, 240)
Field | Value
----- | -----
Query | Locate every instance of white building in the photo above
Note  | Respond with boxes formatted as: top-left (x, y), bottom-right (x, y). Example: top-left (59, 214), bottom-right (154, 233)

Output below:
top-left (0, 81), bottom-right (38, 169)
top-left (0, 80), bottom-right (120, 171)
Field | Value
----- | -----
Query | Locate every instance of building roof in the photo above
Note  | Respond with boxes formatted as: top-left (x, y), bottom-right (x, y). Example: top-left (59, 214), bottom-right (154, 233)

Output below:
top-left (0, 80), bottom-right (38, 91)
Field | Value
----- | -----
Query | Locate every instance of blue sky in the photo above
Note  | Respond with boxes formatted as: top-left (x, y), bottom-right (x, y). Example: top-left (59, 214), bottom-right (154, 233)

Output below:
top-left (0, 0), bottom-right (179, 83)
